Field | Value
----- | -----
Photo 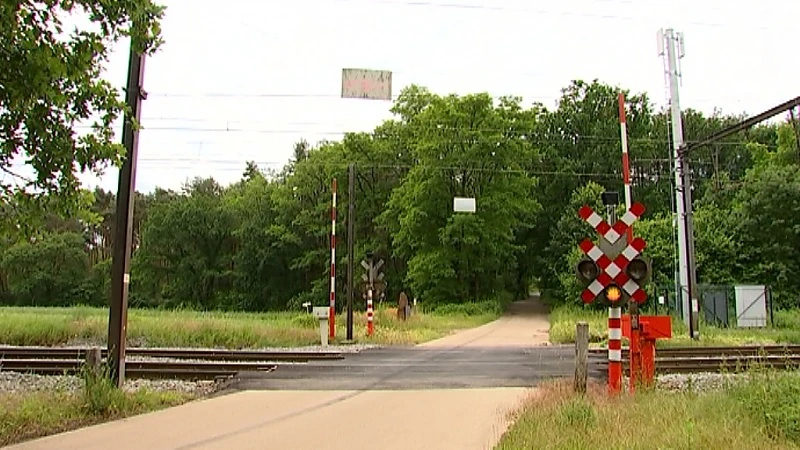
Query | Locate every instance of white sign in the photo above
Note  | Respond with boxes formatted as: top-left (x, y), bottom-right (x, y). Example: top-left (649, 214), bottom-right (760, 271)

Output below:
top-left (341, 68), bottom-right (392, 100)
top-left (453, 197), bottom-right (476, 213)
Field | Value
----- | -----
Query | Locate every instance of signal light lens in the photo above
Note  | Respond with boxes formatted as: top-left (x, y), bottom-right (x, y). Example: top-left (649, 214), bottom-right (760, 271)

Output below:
top-left (627, 259), bottom-right (648, 281)
top-left (577, 260), bottom-right (599, 280)
top-left (605, 285), bottom-right (622, 302)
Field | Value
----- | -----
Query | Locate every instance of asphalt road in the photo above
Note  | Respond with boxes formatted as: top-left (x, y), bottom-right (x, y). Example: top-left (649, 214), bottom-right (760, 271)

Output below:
top-left (227, 344), bottom-right (599, 391)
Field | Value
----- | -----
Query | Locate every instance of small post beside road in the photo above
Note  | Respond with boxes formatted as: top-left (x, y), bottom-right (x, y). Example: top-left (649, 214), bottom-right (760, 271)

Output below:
top-left (574, 322), bottom-right (589, 394)
top-left (85, 347), bottom-right (102, 375)
top-left (313, 307), bottom-right (330, 347)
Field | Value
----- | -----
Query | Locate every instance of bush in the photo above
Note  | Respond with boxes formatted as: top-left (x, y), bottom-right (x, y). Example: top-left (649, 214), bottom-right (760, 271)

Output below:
top-left (80, 364), bottom-right (127, 416)
top-left (558, 397), bottom-right (596, 429)
top-left (290, 313), bottom-right (318, 328)
top-left (431, 300), bottom-right (503, 316)
top-left (774, 309), bottom-right (800, 329)
top-left (730, 371), bottom-right (800, 443)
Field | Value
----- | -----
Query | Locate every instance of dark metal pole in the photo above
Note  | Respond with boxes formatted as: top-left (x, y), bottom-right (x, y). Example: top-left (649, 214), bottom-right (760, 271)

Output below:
top-left (108, 47), bottom-right (146, 387)
top-left (346, 163), bottom-right (355, 341)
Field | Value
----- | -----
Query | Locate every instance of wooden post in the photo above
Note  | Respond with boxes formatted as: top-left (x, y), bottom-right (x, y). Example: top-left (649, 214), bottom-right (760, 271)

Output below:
top-left (86, 347), bottom-right (102, 375)
top-left (574, 321), bottom-right (589, 393)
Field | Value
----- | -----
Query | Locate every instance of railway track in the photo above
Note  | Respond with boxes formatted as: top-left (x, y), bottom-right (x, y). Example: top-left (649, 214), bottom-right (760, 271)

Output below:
top-left (0, 346), bottom-right (345, 379)
top-left (589, 345), bottom-right (800, 374)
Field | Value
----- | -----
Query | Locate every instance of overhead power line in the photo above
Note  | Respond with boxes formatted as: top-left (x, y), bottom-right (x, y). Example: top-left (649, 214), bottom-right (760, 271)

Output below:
top-left (325, 0), bottom-right (789, 31)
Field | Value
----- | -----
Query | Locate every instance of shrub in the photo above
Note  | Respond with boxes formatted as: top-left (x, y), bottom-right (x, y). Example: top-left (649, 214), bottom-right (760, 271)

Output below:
top-left (431, 300), bottom-right (503, 316)
top-left (729, 371), bottom-right (800, 443)
top-left (80, 363), bottom-right (127, 416)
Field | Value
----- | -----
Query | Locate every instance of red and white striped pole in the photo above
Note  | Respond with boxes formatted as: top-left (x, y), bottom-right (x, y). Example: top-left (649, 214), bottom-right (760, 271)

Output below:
top-left (366, 287), bottom-right (374, 336)
top-left (608, 306), bottom-right (623, 393)
top-left (618, 93), bottom-right (634, 242)
top-left (329, 179), bottom-right (337, 339)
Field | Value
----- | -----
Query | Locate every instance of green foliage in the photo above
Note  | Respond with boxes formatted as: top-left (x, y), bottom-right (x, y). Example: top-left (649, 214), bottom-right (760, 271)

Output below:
top-left (0, 233), bottom-right (96, 306)
top-left (5, 69), bottom-right (800, 315)
top-left (80, 363), bottom-right (127, 416)
top-left (497, 379), bottom-right (800, 450)
top-left (430, 300), bottom-right (505, 316)
top-left (380, 91), bottom-right (540, 306)
top-left (557, 397), bottom-right (596, 429)
top-left (1, 0), bottom-right (165, 229)
top-left (0, 380), bottom-right (191, 447)
top-left (730, 372), bottom-right (800, 444)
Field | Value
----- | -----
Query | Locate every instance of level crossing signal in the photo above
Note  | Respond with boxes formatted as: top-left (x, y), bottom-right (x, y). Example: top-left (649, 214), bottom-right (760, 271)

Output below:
top-left (576, 202), bottom-right (651, 305)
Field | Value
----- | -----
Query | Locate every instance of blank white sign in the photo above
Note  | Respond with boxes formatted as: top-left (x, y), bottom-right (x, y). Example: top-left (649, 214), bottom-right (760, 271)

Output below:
top-left (453, 197), bottom-right (476, 213)
top-left (341, 68), bottom-right (392, 100)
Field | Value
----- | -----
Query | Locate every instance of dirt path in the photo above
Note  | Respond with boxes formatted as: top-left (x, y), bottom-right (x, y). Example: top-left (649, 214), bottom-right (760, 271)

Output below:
top-left (7, 297), bottom-right (551, 450)
top-left (418, 296), bottom-right (550, 348)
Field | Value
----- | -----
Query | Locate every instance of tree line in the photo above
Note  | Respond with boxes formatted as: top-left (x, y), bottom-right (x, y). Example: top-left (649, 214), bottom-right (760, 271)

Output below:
top-left (2, 80), bottom-right (799, 312)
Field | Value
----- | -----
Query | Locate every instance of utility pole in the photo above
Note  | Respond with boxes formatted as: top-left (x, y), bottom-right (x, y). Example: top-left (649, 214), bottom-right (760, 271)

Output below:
top-left (108, 46), bottom-right (146, 387)
top-left (660, 28), bottom-right (699, 339)
top-left (346, 163), bottom-right (355, 341)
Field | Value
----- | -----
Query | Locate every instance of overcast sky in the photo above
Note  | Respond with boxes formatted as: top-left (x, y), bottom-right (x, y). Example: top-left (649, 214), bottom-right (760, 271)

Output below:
top-left (31, 0), bottom-right (800, 193)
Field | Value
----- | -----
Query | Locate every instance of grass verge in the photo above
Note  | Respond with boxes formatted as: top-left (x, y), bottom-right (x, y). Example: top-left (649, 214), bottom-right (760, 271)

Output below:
top-left (0, 367), bottom-right (193, 447)
top-left (497, 371), bottom-right (800, 450)
top-left (549, 305), bottom-right (800, 347)
top-left (0, 303), bottom-right (500, 348)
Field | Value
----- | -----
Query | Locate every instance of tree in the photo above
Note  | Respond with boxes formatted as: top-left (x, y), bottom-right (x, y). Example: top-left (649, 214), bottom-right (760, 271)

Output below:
top-left (131, 178), bottom-right (236, 309)
top-left (1, 232), bottom-right (96, 306)
top-left (1, 1), bottom-right (165, 229)
top-left (735, 163), bottom-right (800, 308)
top-left (381, 90), bottom-right (540, 305)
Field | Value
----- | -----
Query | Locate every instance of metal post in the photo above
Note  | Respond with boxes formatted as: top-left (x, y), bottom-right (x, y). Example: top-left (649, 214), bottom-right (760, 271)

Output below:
top-left (661, 28), bottom-right (698, 339)
top-left (108, 47), bottom-right (146, 388)
top-left (346, 164), bottom-right (355, 341)
top-left (574, 322), bottom-right (589, 394)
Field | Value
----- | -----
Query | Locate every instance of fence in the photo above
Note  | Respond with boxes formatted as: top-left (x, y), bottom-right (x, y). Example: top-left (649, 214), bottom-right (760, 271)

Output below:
top-left (648, 283), bottom-right (774, 329)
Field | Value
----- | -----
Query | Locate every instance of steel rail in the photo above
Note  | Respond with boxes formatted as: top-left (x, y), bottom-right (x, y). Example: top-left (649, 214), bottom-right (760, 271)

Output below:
top-left (0, 346), bottom-right (344, 362)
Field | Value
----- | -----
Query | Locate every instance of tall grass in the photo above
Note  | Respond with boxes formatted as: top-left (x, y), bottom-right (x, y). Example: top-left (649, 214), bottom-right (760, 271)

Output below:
top-left (0, 363), bottom-right (192, 447)
top-left (548, 304), bottom-right (800, 347)
top-left (497, 373), bottom-right (800, 449)
top-left (0, 304), bottom-right (499, 348)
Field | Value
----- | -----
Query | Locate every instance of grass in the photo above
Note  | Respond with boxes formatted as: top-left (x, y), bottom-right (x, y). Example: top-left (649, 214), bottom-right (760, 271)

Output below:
top-left (0, 365), bottom-right (194, 447)
top-left (497, 371), bottom-right (800, 450)
top-left (0, 303), bottom-right (500, 348)
top-left (548, 305), bottom-right (800, 347)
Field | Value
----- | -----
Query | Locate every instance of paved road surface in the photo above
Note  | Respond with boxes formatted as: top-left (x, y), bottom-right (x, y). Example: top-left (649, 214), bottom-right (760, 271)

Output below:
top-left (9, 297), bottom-right (588, 450)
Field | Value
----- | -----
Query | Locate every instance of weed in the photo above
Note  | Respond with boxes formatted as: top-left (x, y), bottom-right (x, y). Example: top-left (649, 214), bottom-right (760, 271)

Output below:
top-left (496, 379), bottom-right (798, 450)
top-left (0, 304), bottom-right (500, 348)
top-left (558, 397), bottom-right (596, 429)
top-left (728, 371), bottom-right (800, 443)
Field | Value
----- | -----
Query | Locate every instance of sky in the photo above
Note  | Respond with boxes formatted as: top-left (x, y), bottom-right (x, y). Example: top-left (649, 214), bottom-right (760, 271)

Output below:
top-left (18, 0), bottom-right (800, 193)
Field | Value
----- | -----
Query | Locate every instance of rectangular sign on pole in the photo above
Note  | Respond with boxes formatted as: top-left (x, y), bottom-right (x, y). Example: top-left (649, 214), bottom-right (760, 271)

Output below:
top-left (341, 68), bottom-right (392, 100)
top-left (453, 197), bottom-right (476, 213)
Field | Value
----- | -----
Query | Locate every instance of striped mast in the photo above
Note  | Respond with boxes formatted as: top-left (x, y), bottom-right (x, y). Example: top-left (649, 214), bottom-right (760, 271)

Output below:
top-left (618, 93), bottom-right (634, 241)
top-left (329, 178), bottom-right (337, 339)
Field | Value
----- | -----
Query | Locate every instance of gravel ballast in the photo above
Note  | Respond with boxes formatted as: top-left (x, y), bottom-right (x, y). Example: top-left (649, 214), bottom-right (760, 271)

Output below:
top-left (0, 372), bottom-right (223, 397)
